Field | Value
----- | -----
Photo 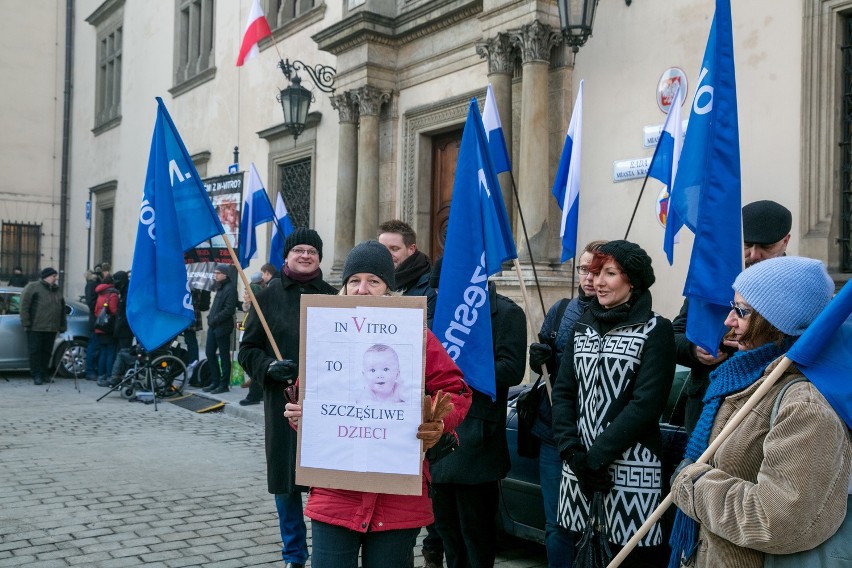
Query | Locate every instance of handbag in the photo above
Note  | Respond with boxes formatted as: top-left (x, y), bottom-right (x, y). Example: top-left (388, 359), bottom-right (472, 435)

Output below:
top-left (764, 378), bottom-right (851, 567)
top-left (574, 491), bottom-right (614, 568)
top-left (515, 375), bottom-right (544, 458)
top-left (94, 301), bottom-right (115, 334)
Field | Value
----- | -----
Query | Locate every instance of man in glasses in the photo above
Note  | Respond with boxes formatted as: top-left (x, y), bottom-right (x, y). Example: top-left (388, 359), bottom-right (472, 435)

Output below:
top-left (675, 199), bottom-right (792, 433)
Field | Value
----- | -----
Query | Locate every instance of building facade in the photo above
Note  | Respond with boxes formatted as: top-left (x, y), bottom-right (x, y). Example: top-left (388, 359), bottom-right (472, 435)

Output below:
top-left (3, 0), bottom-right (850, 324)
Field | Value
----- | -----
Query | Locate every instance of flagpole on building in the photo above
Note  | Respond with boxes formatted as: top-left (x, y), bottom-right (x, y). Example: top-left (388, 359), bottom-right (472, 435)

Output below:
top-left (222, 233), bottom-right (284, 361)
top-left (509, 174), bottom-right (547, 316)
top-left (623, 172), bottom-right (651, 240)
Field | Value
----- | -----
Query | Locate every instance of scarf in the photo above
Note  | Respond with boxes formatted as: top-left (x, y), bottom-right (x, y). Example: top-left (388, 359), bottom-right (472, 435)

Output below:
top-left (668, 339), bottom-right (791, 568)
top-left (394, 251), bottom-right (431, 291)
top-left (282, 264), bottom-right (322, 284)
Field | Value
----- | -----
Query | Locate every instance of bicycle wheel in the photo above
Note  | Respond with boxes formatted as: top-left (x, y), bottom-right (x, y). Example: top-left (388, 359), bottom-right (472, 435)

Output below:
top-left (149, 355), bottom-right (188, 397)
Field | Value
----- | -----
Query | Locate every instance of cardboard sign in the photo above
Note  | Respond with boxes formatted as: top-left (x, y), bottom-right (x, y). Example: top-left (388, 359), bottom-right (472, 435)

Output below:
top-left (295, 295), bottom-right (427, 495)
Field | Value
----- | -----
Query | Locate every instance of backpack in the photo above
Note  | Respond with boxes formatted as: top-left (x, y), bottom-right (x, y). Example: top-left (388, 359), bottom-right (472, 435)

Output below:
top-left (94, 300), bottom-right (115, 334)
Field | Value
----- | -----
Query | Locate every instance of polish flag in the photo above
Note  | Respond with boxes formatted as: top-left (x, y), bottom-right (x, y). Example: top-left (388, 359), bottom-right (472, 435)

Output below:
top-left (236, 0), bottom-right (272, 66)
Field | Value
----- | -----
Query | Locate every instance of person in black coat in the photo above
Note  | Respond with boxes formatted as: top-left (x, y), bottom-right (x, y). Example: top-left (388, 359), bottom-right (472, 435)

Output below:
top-left (8, 266), bottom-right (28, 287)
top-left (429, 272), bottom-right (527, 568)
top-left (204, 263), bottom-right (237, 394)
top-left (238, 228), bottom-right (337, 568)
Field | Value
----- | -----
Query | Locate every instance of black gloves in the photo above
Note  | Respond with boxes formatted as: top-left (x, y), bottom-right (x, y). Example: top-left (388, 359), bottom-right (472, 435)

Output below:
top-left (528, 342), bottom-right (553, 373)
top-left (567, 449), bottom-right (614, 498)
top-left (266, 359), bottom-right (298, 384)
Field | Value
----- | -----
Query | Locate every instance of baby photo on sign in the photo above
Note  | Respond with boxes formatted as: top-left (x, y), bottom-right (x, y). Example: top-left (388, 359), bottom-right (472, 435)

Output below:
top-left (353, 343), bottom-right (413, 404)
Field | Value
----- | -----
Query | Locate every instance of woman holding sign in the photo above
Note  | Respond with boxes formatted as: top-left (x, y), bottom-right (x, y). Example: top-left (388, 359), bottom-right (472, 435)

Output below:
top-left (668, 257), bottom-right (851, 568)
top-left (284, 240), bottom-right (471, 568)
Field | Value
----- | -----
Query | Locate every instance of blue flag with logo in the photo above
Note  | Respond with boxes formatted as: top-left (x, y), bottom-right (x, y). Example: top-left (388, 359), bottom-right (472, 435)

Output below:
top-left (128, 98), bottom-right (224, 350)
top-left (238, 162), bottom-right (276, 266)
top-left (787, 282), bottom-right (852, 429)
top-left (433, 99), bottom-right (517, 400)
top-left (665, 0), bottom-right (742, 354)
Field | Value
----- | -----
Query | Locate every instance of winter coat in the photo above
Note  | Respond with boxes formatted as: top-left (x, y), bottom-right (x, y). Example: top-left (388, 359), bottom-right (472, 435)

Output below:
top-left (8, 273), bottom-right (27, 287)
top-left (430, 286), bottom-right (526, 484)
top-left (20, 279), bottom-right (67, 333)
top-left (238, 274), bottom-right (338, 494)
top-left (401, 272), bottom-right (437, 329)
top-left (188, 289), bottom-right (210, 332)
top-left (304, 330), bottom-right (472, 533)
top-left (84, 271), bottom-right (102, 326)
top-left (93, 283), bottom-right (119, 336)
top-left (671, 358), bottom-right (852, 568)
top-left (551, 289), bottom-right (675, 546)
top-left (112, 273), bottom-right (133, 341)
top-left (207, 277), bottom-right (237, 335)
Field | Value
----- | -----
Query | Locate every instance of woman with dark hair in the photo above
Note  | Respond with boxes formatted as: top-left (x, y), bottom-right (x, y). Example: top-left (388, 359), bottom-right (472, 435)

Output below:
top-left (669, 257), bottom-right (851, 568)
top-left (551, 240), bottom-right (676, 566)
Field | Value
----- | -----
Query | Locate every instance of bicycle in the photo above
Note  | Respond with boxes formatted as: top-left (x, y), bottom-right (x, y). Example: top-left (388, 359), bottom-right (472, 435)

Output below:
top-left (97, 348), bottom-right (187, 410)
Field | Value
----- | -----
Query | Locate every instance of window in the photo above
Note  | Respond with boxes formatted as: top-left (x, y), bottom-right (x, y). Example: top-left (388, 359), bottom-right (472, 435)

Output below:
top-left (268, 0), bottom-right (317, 28)
top-left (0, 222), bottom-right (41, 281)
top-left (100, 207), bottom-right (114, 266)
top-left (279, 158), bottom-right (312, 228)
top-left (87, 0), bottom-right (125, 132)
top-left (174, 0), bottom-right (216, 89)
top-left (91, 181), bottom-right (116, 267)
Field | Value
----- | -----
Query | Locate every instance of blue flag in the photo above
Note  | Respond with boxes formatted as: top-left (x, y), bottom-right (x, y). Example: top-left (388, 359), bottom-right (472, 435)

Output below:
top-left (787, 282), bottom-right (852, 429)
top-left (268, 192), bottom-right (295, 268)
top-left (551, 80), bottom-right (583, 262)
top-left (238, 162), bottom-right (276, 266)
top-left (128, 98), bottom-right (224, 350)
top-left (482, 84), bottom-right (511, 174)
top-left (433, 99), bottom-right (517, 400)
top-left (647, 84), bottom-right (684, 210)
top-left (665, 0), bottom-right (742, 354)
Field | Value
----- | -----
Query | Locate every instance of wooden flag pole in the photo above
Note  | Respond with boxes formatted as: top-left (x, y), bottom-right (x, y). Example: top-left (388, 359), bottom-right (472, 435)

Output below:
top-left (221, 233), bottom-right (283, 361)
top-left (607, 356), bottom-right (793, 568)
top-left (512, 258), bottom-right (553, 401)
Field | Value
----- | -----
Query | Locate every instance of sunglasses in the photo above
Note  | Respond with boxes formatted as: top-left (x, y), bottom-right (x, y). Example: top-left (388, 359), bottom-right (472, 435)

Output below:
top-left (729, 301), bottom-right (752, 318)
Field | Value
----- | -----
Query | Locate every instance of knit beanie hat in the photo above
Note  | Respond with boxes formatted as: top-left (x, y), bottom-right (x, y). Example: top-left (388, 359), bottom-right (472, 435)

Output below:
top-left (598, 240), bottom-right (655, 291)
top-left (733, 256), bottom-right (833, 336)
top-left (250, 271), bottom-right (263, 284)
top-left (342, 240), bottom-right (395, 290)
top-left (284, 228), bottom-right (324, 261)
top-left (214, 263), bottom-right (230, 275)
top-left (40, 267), bottom-right (58, 279)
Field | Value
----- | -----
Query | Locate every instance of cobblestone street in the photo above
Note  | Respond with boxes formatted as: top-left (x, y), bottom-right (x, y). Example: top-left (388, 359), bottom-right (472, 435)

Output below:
top-left (0, 376), bottom-right (546, 567)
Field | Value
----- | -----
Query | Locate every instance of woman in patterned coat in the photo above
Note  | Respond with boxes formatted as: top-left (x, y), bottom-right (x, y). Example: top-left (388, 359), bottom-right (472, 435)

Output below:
top-left (551, 240), bottom-right (675, 566)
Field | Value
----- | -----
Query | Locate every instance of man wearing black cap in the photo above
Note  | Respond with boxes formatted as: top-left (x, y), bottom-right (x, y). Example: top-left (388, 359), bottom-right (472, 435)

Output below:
top-left (239, 228), bottom-right (337, 568)
top-left (675, 199), bottom-right (792, 433)
top-left (204, 263), bottom-right (238, 394)
top-left (20, 268), bottom-right (67, 385)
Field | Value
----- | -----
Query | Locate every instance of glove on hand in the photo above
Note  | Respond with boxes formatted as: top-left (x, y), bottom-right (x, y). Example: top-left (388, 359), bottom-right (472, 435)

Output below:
top-left (416, 420), bottom-right (444, 450)
top-left (528, 342), bottom-right (553, 372)
top-left (267, 359), bottom-right (298, 383)
top-left (670, 458), bottom-right (695, 487)
top-left (568, 451), bottom-right (614, 497)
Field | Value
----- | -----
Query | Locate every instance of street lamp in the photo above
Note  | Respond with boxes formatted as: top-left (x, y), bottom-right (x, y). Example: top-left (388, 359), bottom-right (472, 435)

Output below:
top-left (556, 0), bottom-right (599, 50)
top-left (277, 58), bottom-right (336, 140)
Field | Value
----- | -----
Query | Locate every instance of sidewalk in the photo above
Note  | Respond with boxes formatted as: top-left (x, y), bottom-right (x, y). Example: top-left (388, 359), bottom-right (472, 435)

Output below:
top-left (187, 380), bottom-right (265, 426)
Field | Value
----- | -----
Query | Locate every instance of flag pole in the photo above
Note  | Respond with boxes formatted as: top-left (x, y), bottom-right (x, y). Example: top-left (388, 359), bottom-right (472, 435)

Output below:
top-left (607, 356), bottom-right (793, 568)
top-left (221, 232), bottom-right (284, 361)
top-left (509, 173), bottom-right (547, 317)
top-left (623, 171), bottom-right (651, 240)
top-left (511, 258), bottom-right (553, 401)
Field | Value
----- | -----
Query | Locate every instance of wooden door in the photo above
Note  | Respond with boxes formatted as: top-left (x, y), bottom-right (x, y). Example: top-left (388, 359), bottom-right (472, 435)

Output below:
top-left (430, 129), bottom-right (463, 260)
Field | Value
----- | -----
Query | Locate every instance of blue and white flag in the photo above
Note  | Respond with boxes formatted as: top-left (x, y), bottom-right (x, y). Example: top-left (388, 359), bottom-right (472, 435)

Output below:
top-left (482, 84), bottom-right (511, 174)
top-left (268, 192), bottom-right (295, 268)
top-left (647, 83), bottom-right (684, 231)
top-left (787, 282), bottom-right (852, 429)
top-left (238, 162), bottom-right (276, 267)
top-left (433, 99), bottom-right (517, 400)
top-left (666, 0), bottom-right (742, 354)
top-left (551, 80), bottom-right (584, 262)
top-left (128, 98), bottom-right (224, 350)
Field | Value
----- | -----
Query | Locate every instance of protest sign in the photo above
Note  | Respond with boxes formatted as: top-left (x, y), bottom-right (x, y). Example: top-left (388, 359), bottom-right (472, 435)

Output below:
top-left (295, 295), bottom-right (427, 496)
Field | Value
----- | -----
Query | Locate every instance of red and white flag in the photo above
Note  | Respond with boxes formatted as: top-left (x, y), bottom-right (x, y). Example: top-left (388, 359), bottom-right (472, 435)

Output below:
top-left (236, 0), bottom-right (272, 66)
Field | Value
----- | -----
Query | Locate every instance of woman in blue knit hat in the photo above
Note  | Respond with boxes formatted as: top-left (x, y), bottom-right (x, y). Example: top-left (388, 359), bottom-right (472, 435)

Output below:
top-left (669, 256), bottom-right (851, 568)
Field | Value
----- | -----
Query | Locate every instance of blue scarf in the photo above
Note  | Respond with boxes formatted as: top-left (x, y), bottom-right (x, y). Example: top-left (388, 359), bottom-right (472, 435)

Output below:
top-left (668, 340), bottom-right (791, 568)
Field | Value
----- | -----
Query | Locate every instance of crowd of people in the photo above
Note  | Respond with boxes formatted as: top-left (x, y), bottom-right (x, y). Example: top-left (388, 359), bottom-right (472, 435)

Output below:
top-left (11, 201), bottom-right (850, 568)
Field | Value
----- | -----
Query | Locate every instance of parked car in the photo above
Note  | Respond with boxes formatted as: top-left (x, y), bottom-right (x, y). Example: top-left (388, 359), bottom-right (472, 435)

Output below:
top-left (0, 286), bottom-right (90, 378)
top-left (498, 366), bottom-right (690, 543)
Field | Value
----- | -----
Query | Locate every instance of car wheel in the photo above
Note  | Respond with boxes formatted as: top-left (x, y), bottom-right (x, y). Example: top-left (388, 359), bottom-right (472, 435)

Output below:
top-left (56, 339), bottom-right (87, 378)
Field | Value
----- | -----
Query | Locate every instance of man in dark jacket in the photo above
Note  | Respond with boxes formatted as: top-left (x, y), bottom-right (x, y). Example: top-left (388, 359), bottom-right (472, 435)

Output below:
top-left (20, 267), bottom-right (67, 385)
top-left (204, 263), bottom-right (237, 394)
top-left (84, 263), bottom-right (109, 380)
top-left (429, 268), bottom-right (527, 568)
top-left (8, 266), bottom-right (28, 287)
top-left (238, 228), bottom-right (337, 568)
top-left (378, 219), bottom-right (437, 327)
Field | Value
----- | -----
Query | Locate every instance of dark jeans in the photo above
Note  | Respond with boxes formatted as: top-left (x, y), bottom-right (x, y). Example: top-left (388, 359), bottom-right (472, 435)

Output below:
top-left (274, 492), bottom-right (308, 564)
top-left (310, 521), bottom-right (419, 568)
top-left (432, 481), bottom-right (499, 568)
top-left (85, 330), bottom-right (100, 377)
top-left (205, 329), bottom-right (232, 388)
top-left (111, 348), bottom-right (136, 380)
top-left (183, 330), bottom-right (198, 363)
top-left (539, 439), bottom-right (575, 567)
top-left (97, 335), bottom-right (117, 379)
top-left (27, 330), bottom-right (56, 381)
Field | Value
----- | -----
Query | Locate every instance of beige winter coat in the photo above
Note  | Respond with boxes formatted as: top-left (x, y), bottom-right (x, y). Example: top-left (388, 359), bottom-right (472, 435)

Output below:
top-left (671, 357), bottom-right (851, 568)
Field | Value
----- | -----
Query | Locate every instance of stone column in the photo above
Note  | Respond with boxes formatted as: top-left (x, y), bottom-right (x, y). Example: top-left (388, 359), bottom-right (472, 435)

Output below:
top-left (351, 85), bottom-right (390, 244)
top-left (330, 91), bottom-right (359, 272)
top-left (476, 32), bottom-right (515, 227)
top-left (510, 21), bottom-right (562, 264)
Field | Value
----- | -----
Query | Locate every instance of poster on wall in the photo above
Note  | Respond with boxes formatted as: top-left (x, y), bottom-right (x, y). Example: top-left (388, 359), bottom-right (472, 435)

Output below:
top-left (184, 171), bottom-right (243, 265)
top-left (295, 295), bottom-right (427, 496)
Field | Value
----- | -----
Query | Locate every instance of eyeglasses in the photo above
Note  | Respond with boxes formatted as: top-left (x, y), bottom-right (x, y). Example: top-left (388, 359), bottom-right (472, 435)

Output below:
top-left (290, 247), bottom-right (319, 257)
top-left (577, 266), bottom-right (591, 276)
top-left (729, 301), bottom-right (752, 318)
